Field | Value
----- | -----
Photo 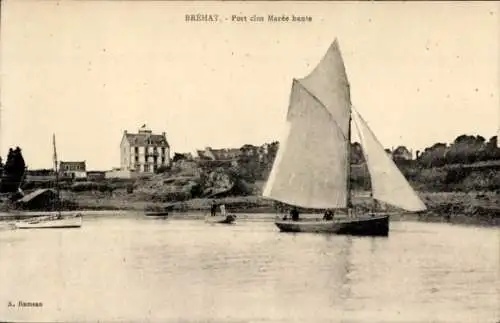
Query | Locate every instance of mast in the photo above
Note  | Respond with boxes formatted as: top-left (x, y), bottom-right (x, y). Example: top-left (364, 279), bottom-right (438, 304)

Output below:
top-left (52, 134), bottom-right (61, 213)
top-left (346, 109), bottom-right (352, 210)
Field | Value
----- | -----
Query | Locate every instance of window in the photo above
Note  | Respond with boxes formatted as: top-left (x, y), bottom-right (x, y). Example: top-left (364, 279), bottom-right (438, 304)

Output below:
top-left (144, 164), bottom-right (149, 172)
top-left (134, 146), bottom-right (139, 154)
top-left (161, 147), bottom-right (165, 156)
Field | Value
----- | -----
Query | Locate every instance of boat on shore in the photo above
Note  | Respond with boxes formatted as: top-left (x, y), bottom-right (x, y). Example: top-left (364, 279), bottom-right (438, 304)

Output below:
top-left (205, 214), bottom-right (236, 224)
top-left (205, 204), bottom-right (236, 224)
top-left (15, 213), bottom-right (82, 229)
top-left (144, 211), bottom-right (169, 217)
top-left (263, 38), bottom-right (427, 236)
top-left (13, 134), bottom-right (83, 229)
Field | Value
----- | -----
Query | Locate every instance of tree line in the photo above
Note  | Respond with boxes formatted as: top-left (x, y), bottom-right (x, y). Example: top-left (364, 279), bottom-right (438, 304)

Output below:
top-left (416, 135), bottom-right (499, 167)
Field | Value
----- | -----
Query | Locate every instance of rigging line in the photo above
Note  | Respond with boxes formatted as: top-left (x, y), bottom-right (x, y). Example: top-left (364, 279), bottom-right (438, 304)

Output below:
top-left (294, 79), bottom-right (350, 143)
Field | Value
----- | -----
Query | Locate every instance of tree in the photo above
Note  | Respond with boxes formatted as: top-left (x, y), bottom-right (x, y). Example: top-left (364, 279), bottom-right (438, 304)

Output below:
top-left (417, 143), bottom-right (448, 167)
top-left (483, 136), bottom-right (500, 161)
top-left (446, 135), bottom-right (486, 164)
top-left (0, 147), bottom-right (26, 193)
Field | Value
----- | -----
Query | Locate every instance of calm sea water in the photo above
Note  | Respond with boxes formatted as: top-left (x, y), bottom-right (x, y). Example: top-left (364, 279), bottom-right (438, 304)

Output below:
top-left (0, 213), bottom-right (498, 323)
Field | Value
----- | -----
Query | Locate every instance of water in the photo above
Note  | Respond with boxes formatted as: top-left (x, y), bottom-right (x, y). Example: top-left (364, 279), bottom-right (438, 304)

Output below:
top-left (0, 213), bottom-right (498, 323)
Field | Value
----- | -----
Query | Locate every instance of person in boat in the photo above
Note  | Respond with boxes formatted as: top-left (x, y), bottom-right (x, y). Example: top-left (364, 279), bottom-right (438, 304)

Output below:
top-left (323, 210), bottom-right (334, 221)
top-left (210, 202), bottom-right (217, 217)
top-left (290, 207), bottom-right (299, 221)
top-left (220, 204), bottom-right (227, 216)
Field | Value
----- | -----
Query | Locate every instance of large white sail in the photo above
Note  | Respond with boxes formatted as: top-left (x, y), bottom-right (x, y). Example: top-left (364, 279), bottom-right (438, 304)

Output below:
top-left (263, 39), bottom-right (352, 209)
top-left (298, 39), bottom-right (351, 139)
top-left (262, 81), bottom-right (349, 209)
top-left (262, 121), bottom-right (292, 199)
top-left (352, 108), bottom-right (427, 212)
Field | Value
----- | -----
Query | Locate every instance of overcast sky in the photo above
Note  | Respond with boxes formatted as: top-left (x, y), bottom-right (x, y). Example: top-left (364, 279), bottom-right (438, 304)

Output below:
top-left (1, 1), bottom-right (499, 170)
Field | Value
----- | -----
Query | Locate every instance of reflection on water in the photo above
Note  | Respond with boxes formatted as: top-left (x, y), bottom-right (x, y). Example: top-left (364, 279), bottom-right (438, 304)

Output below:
top-left (0, 214), bottom-right (498, 323)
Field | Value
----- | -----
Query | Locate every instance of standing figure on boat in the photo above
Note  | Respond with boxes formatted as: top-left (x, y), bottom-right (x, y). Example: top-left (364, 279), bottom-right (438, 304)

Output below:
top-left (220, 204), bottom-right (227, 216)
top-left (210, 201), bottom-right (217, 217)
top-left (290, 207), bottom-right (300, 221)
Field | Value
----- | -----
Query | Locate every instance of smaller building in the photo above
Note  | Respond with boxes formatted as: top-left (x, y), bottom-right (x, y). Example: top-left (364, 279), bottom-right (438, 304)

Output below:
top-left (391, 146), bottom-right (413, 161)
top-left (59, 161), bottom-right (87, 179)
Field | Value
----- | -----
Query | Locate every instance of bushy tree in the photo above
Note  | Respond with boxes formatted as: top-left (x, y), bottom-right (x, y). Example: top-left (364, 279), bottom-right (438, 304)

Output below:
top-left (445, 135), bottom-right (484, 164)
top-left (417, 143), bottom-right (448, 167)
top-left (482, 136), bottom-right (500, 161)
top-left (0, 147), bottom-right (26, 193)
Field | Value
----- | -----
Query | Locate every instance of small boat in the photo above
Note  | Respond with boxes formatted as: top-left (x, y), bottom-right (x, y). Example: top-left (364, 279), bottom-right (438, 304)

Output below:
top-left (262, 38), bottom-right (427, 236)
top-left (15, 213), bottom-right (82, 229)
top-left (205, 204), bottom-right (236, 224)
top-left (144, 211), bottom-right (169, 217)
top-left (13, 134), bottom-right (83, 229)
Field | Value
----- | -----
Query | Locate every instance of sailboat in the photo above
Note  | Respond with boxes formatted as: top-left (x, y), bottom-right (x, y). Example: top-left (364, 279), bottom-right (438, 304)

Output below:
top-left (262, 39), bottom-right (427, 236)
top-left (14, 134), bottom-right (82, 229)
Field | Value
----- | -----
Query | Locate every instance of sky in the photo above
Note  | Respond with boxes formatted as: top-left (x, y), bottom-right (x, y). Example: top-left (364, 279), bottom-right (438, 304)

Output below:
top-left (1, 1), bottom-right (499, 170)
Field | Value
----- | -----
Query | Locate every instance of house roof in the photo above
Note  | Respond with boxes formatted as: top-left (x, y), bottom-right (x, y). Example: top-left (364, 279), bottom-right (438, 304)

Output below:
top-left (60, 161), bottom-right (86, 167)
top-left (124, 133), bottom-right (169, 147)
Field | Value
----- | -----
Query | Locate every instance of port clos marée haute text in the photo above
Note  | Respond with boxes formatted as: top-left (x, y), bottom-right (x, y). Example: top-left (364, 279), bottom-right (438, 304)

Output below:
top-left (185, 14), bottom-right (312, 23)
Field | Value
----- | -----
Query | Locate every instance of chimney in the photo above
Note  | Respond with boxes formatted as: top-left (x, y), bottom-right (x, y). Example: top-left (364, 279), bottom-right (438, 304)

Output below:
top-left (124, 130), bottom-right (128, 134)
top-left (162, 132), bottom-right (166, 137)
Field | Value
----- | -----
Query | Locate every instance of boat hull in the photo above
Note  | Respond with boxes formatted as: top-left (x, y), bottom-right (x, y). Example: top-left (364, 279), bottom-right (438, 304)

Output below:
top-left (274, 214), bottom-right (389, 236)
top-left (15, 214), bottom-right (82, 229)
top-left (205, 214), bottom-right (236, 224)
top-left (145, 211), bottom-right (169, 217)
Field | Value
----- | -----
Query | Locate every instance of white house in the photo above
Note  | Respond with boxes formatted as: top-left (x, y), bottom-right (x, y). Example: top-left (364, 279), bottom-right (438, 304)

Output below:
top-left (120, 125), bottom-right (171, 173)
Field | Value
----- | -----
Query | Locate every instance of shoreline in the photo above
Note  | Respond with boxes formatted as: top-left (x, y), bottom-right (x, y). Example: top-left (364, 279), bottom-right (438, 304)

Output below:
top-left (0, 209), bottom-right (497, 228)
top-left (1, 191), bottom-right (498, 226)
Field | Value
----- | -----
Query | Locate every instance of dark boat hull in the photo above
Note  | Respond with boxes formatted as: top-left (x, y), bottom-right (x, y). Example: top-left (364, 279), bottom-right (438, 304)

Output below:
top-left (274, 214), bottom-right (389, 236)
